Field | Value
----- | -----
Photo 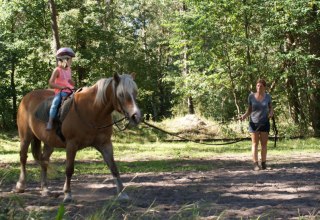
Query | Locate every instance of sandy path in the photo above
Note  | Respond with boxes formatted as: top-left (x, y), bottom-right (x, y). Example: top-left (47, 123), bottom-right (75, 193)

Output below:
top-left (1, 153), bottom-right (320, 219)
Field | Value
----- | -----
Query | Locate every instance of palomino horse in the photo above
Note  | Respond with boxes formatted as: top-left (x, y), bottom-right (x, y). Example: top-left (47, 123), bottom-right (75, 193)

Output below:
top-left (15, 73), bottom-right (141, 202)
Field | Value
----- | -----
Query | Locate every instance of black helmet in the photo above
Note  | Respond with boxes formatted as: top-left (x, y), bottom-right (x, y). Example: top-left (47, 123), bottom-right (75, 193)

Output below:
top-left (56, 47), bottom-right (75, 58)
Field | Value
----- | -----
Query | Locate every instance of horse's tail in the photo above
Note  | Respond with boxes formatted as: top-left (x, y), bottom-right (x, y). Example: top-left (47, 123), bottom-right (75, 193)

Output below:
top-left (31, 137), bottom-right (42, 163)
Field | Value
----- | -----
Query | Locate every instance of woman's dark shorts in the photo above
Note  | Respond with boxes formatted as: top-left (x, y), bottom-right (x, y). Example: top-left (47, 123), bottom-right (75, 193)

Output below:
top-left (249, 121), bottom-right (270, 133)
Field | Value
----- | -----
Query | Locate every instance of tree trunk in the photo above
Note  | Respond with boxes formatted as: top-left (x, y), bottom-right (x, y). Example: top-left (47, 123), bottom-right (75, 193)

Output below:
top-left (183, 44), bottom-right (194, 115)
top-left (225, 49), bottom-right (241, 116)
top-left (308, 4), bottom-right (320, 136)
top-left (10, 21), bottom-right (17, 128)
top-left (181, 2), bottom-right (195, 115)
top-left (75, 14), bottom-right (87, 87)
top-left (10, 56), bottom-right (17, 127)
top-left (282, 32), bottom-right (306, 125)
top-left (243, 0), bottom-right (254, 89)
top-left (49, 0), bottom-right (60, 52)
top-left (285, 76), bottom-right (302, 124)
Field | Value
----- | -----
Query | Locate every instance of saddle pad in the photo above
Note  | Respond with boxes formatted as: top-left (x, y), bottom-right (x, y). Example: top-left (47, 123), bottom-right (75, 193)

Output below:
top-left (35, 97), bottom-right (54, 122)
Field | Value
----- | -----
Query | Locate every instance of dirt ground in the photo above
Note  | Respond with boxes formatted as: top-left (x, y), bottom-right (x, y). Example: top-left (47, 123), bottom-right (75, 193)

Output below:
top-left (1, 153), bottom-right (320, 219)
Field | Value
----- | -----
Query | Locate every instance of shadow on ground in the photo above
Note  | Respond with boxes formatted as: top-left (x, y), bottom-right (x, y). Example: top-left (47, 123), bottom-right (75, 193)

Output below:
top-left (1, 155), bottom-right (320, 219)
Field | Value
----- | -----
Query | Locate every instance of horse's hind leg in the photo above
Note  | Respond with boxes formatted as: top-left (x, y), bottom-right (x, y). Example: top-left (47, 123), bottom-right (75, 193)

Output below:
top-left (40, 144), bottom-right (54, 196)
top-left (97, 143), bottom-right (129, 200)
top-left (15, 138), bottom-right (32, 193)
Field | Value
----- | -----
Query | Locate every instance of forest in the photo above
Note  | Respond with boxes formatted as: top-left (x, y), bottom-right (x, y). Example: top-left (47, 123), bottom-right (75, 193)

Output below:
top-left (1, 0), bottom-right (320, 136)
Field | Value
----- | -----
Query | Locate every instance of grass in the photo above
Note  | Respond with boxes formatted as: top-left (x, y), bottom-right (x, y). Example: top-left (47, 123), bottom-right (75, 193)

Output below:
top-left (1, 136), bottom-right (319, 177)
top-left (1, 115), bottom-right (320, 219)
top-left (1, 127), bottom-right (320, 185)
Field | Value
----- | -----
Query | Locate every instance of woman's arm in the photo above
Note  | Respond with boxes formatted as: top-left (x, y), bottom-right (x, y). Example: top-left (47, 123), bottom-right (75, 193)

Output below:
top-left (240, 105), bottom-right (252, 121)
top-left (268, 103), bottom-right (274, 118)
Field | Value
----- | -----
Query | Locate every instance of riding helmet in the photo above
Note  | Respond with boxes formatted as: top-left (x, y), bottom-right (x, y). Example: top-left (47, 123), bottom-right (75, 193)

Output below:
top-left (56, 47), bottom-right (75, 58)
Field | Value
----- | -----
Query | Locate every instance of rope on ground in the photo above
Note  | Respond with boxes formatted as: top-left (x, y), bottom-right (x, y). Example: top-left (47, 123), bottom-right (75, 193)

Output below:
top-left (142, 117), bottom-right (280, 147)
top-left (142, 120), bottom-right (246, 146)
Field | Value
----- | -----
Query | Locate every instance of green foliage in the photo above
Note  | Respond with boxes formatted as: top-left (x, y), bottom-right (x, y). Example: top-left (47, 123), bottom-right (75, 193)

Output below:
top-left (163, 0), bottom-right (320, 135)
top-left (55, 204), bottom-right (65, 220)
top-left (0, 195), bottom-right (25, 220)
top-left (1, 0), bottom-right (320, 134)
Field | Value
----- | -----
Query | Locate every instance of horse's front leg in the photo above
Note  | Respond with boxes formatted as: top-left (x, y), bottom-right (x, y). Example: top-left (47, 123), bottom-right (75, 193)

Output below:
top-left (63, 145), bottom-right (77, 203)
top-left (97, 143), bottom-right (129, 200)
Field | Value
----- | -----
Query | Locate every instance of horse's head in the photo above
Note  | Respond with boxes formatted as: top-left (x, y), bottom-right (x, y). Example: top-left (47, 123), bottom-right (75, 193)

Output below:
top-left (113, 73), bottom-right (141, 125)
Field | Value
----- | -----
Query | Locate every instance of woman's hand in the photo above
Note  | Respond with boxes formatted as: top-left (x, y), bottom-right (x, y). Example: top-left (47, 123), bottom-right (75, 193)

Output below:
top-left (239, 114), bottom-right (246, 121)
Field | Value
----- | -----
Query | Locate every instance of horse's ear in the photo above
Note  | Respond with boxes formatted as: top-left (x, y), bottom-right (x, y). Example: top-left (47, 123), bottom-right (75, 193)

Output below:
top-left (113, 73), bottom-right (121, 85)
top-left (131, 72), bottom-right (136, 80)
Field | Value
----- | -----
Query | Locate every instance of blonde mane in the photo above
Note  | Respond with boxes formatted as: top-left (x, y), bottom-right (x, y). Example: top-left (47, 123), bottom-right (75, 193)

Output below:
top-left (94, 74), bottom-right (137, 105)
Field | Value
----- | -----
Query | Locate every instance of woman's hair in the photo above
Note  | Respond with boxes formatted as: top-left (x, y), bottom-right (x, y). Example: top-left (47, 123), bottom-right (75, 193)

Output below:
top-left (257, 79), bottom-right (267, 87)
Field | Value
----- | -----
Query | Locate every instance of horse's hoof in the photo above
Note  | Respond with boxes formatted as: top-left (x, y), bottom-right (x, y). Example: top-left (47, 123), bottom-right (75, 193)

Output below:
top-left (41, 189), bottom-right (50, 197)
top-left (13, 188), bottom-right (25, 193)
top-left (117, 192), bottom-right (130, 201)
top-left (14, 182), bottom-right (25, 193)
top-left (63, 197), bottom-right (73, 203)
top-left (63, 193), bottom-right (74, 203)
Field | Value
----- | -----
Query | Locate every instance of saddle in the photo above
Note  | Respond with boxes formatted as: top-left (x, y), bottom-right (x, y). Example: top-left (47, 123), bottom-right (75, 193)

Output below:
top-left (35, 92), bottom-right (75, 141)
top-left (35, 94), bottom-right (74, 123)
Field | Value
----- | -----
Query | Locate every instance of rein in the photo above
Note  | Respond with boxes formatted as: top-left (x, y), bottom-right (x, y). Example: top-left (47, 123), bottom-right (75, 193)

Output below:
top-left (142, 119), bottom-right (245, 146)
top-left (142, 117), bottom-right (279, 147)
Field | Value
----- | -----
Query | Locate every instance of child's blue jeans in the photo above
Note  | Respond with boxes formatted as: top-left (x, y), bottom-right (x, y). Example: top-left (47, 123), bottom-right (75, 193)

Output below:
top-left (49, 92), bottom-right (69, 119)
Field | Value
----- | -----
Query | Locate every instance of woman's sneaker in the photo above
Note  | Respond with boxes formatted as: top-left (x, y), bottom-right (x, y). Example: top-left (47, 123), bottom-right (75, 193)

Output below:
top-left (253, 162), bottom-right (260, 171)
top-left (261, 162), bottom-right (267, 170)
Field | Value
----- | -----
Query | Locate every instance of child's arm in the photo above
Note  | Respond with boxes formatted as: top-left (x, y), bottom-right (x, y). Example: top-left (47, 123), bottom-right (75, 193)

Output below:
top-left (68, 78), bottom-right (75, 86)
top-left (48, 68), bottom-right (64, 89)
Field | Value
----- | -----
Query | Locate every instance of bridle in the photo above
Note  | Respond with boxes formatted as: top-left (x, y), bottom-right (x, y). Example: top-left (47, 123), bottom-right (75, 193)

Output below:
top-left (73, 96), bottom-right (128, 130)
top-left (72, 79), bottom-right (130, 130)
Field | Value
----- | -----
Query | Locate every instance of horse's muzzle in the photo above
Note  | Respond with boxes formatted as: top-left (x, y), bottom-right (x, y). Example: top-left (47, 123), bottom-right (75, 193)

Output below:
top-left (130, 111), bottom-right (141, 125)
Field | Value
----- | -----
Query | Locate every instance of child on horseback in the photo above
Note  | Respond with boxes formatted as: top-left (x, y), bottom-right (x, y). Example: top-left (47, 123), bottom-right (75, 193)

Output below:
top-left (46, 47), bottom-right (75, 130)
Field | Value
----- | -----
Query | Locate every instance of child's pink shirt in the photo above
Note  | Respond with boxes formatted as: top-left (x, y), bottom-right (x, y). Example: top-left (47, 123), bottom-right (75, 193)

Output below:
top-left (54, 67), bottom-right (74, 94)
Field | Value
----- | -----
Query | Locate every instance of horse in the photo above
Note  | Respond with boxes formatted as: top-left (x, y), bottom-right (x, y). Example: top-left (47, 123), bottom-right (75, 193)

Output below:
top-left (15, 73), bottom-right (141, 202)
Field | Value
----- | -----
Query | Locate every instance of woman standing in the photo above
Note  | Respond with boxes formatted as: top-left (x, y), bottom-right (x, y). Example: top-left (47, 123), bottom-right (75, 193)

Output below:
top-left (240, 79), bottom-right (274, 171)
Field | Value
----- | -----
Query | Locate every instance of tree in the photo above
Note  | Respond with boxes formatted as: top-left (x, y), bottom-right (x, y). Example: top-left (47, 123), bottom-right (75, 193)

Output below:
top-left (49, 0), bottom-right (60, 52)
top-left (308, 3), bottom-right (320, 136)
top-left (1, 0), bottom-right (320, 136)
